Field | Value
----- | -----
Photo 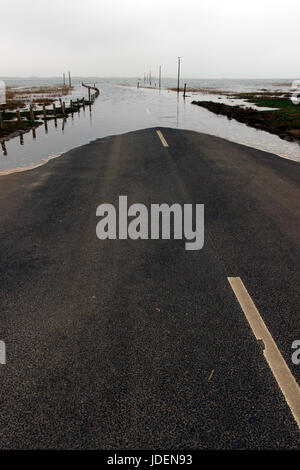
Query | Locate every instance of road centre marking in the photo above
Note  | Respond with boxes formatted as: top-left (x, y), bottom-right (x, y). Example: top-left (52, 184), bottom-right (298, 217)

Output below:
top-left (228, 277), bottom-right (300, 430)
top-left (156, 130), bottom-right (169, 148)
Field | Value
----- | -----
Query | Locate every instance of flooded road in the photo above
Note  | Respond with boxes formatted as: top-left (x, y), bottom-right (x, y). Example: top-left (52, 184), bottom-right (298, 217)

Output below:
top-left (1, 79), bottom-right (300, 172)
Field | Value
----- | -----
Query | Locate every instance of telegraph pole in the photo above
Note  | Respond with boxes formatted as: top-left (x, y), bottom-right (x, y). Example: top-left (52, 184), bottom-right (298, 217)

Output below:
top-left (177, 57), bottom-right (181, 93)
top-left (159, 65), bottom-right (161, 89)
top-left (68, 71), bottom-right (72, 87)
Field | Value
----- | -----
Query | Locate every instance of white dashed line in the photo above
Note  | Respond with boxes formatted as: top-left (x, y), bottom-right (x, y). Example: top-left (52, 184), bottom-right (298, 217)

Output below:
top-left (156, 130), bottom-right (169, 148)
top-left (228, 277), bottom-right (300, 429)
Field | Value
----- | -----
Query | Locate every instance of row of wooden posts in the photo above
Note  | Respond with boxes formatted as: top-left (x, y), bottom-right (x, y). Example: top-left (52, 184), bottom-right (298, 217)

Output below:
top-left (0, 96), bottom-right (98, 129)
top-left (0, 84), bottom-right (100, 130)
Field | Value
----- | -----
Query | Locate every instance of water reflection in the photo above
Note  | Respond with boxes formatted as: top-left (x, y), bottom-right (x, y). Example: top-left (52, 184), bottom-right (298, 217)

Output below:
top-left (1, 81), bottom-right (300, 173)
top-left (1, 141), bottom-right (7, 156)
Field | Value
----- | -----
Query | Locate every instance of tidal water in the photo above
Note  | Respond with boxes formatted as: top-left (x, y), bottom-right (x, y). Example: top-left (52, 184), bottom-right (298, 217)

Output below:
top-left (1, 77), bottom-right (299, 173)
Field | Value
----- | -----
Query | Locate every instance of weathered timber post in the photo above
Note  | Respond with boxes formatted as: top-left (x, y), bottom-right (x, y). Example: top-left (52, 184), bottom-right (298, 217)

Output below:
top-left (30, 105), bottom-right (35, 121)
top-left (0, 111), bottom-right (3, 129)
top-left (16, 110), bottom-right (22, 123)
top-left (53, 103), bottom-right (56, 116)
top-left (43, 104), bottom-right (47, 120)
top-left (183, 83), bottom-right (187, 98)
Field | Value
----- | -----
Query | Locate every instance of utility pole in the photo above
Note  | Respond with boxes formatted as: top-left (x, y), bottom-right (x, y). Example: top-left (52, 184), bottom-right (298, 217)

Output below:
top-left (177, 57), bottom-right (181, 93)
top-left (63, 73), bottom-right (66, 86)
top-left (68, 71), bottom-right (72, 87)
top-left (159, 65), bottom-right (161, 89)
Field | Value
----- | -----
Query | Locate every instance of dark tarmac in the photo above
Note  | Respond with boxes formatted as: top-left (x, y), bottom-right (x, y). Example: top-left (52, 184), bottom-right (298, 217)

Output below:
top-left (0, 128), bottom-right (299, 449)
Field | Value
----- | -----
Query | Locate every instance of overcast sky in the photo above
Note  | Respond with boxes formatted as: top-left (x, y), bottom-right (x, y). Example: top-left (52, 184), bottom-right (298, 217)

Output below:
top-left (1, 0), bottom-right (299, 78)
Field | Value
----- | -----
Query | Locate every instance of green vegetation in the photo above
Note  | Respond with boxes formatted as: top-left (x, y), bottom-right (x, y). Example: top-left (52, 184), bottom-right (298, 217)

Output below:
top-left (192, 97), bottom-right (300, 142)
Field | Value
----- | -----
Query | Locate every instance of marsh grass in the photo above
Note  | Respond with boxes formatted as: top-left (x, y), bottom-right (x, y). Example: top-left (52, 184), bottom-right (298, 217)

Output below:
top-left (3, 85), bottom-right (73, 110)
top-left (192, 97), bottom-right (300, 142)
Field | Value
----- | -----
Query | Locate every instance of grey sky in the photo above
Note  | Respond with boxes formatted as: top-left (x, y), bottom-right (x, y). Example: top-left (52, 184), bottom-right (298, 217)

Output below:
top-left (1, 0), bottom-right (299, 78)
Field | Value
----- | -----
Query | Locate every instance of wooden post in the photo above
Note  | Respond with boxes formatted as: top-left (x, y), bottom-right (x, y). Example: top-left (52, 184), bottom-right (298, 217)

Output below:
top-left (183, 83), bottom-right (187, 98)
top-left (43, 104), bottom-right (47, 119)
top-left (30, 105), bottom-right (35, 121)
top-left (0, 111), bottom-right (3, 129)
top-left (16, 110), bottom-right (21, 123)
top-left (70, 100), bottom-right (73, 108)
top-left (77, 98), bottom-right (80, 110)
top-left (32, 127), bottom-right (36, 139)
top-left (53, 103), bottom-right (56, 116)
top-left (63, 73), bottom-right (66, 86)
top-left (88, 87), bottom-right (91, 102)
top-left (68, 71), bottom-right (71, 87)
top-left (59, 99), bottom-right (66, 114)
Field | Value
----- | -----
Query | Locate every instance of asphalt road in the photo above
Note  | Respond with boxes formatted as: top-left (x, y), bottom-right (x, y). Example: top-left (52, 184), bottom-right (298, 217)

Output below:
top-left (0, 128), bottom-right (299, 449)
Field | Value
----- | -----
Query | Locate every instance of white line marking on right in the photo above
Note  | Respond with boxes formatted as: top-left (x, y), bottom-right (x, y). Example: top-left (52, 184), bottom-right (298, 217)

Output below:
top-left (156, 130), bottom-right (169, 147)
top-left (228, 277), bottom-right (300, 429)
